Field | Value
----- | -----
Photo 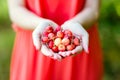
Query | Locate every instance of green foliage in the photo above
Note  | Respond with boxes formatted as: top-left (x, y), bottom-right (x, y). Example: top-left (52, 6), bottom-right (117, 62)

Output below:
top-left (113, 0), bottom-right (120, 16)
top-left (99, 0), bottom-right (120, 80)
top-left (0, 29), bottom-right (15, 80)
top-left (0, 0), bottom-right (11, 28)
top-left (0, 0), bottom-right (120, 80)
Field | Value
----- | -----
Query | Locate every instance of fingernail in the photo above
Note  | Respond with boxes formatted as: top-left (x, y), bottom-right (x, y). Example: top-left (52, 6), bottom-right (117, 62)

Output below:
top-left (66, 52), bottom-right (70, 56)
top-left (36, 46), bottom-right (40, 50)
top-left (85, 49), bottom-right (89, 54)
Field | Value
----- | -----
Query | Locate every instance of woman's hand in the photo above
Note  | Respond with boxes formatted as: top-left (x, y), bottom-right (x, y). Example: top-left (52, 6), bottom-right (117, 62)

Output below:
top-left (32, 19), bottom-right (62, 60)
top-left (59, 21), bottom-right (89, 57)
top-left (41, 44), bottom-right (62, 60)
top-left (32, 19), bottom-right (58, 50)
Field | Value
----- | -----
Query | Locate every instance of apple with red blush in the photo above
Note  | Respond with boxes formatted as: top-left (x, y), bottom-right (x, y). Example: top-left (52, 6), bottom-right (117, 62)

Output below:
top-left (57, 31), bottom-right (64, 38)
top-left (73, 37), bottom-right (80, 46)
top-left (62, 38), bottom-right (70, 46)
top-left (48, 33), bottom-right (55, 40)
top-left (41, 26), bottom-right (81, 53)
top-left (58, 44), bottom-right (66, 52)
top-left (42, 36), bottom-right (49, 43)
top-left (48, 40), bottom-right (54, 49)
top-left (66, 44), bottom-right (75, 51)
top-left (52, 46), bottom-right (59, 53)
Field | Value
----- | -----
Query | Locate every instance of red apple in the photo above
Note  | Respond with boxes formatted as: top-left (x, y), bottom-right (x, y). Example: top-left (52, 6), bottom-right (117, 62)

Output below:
top-left (72, 44), bottom-right (76, 49)
top-left (54, 38), bottom-right (62, 46)
top-left (48, 40), bottom-right (54, 49)
top-left (55, 26), bottom-right (61, 32)
top-left (73, 37), bottom-right (80, 46)
top-left (41, 26), bottom-right (82, 53)
top-left (43, 31), bottom-right (49, 37)
top-left (66, 44), bottom-right (75, 51)
top-left (48, 33), bottom-right (55, 40)
top-left (42, 36), bottom-right (49, 43)
top-left (52, 46), bottom-right (58, 53)
top-left (62, 38), bottom-right (70, 46)
top-left (64, 30), bottom-right (72, 38)
top-left (58, 44), bottom-right (66, 51)
top-left (45, 26), bottom-right (54, 33)
top-left (57, 31), bottom-right (64, 38)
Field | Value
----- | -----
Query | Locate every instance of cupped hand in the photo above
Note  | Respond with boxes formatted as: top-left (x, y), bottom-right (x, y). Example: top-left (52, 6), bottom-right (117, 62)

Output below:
top-left (41, 44), bottom-right (62, 60)
top-left (32, 19), bottom-right (58, 50)
top-left (32, 19), bottom-right (62, 60)
top-left (59, 21), bottom-right (89, 57)
top-left (58, 44), bottom-right (83, 57)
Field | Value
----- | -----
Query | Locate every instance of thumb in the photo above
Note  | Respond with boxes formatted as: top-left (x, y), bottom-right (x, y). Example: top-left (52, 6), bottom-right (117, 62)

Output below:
top-left (41, 44), bottom-right (53, 57)
top-left (32, 31), bottom-right (41, 50)
top-left (82, 34), bottom-right (89, 53)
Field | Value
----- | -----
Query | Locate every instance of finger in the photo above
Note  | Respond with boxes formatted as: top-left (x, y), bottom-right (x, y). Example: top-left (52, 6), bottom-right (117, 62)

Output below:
top-left (82, 34), bottom-right (89, 53)
top-left (35, 22), bottom-right (49, 34)
top-left (41, 45), bottom-right (53, 57)
top-left (57, 54), bottom-right (62, 60)
top-left (58, 52), bottom-right (67, 57)
top-left (52, 54), bottom-right (58, 60)
top-left (35, 20), bottom-right (55, 34)
top-left (61, 21), bottom-right (69, 29)
top-left (66, 51), bottom-right (72, 56)
top-left (72, 46), bottom-right (82, 54)
top-left (47, 49), bottom-right (62, 60)
top-left (32, 23), bottom-right (47, 50)
top-left (52, 53), bottom-right (62, 60)
top-left (50, 21), bottom-right (59, 29)
top-left (61, 23), bottom-right (71, 30)
top-left (44, 20), bottom-right (59, 30)
top-left (56, 54), bottom-right (62, 60)
top-left (61, 21), bottom-right (78, 31)
top-left (32, 31), bottom-right (41, 50)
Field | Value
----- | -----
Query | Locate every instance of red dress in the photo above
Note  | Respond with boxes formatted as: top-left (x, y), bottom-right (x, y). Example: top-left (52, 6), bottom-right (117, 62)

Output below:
top-left (10, 0), bottom-right (103, 80)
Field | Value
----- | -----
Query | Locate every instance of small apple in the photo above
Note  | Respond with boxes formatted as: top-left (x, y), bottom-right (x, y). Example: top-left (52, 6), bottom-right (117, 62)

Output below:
top-left (52, 46), bottom-right (58, 53)
top-left (62, 38), bottom-right (70, 46)
top-left (57, 31), bottom-right (64, 38)
top-left (45, 26), bottom-right (54, 33)
top-left (66, 44), bottom-right (75, 51)
top-left (55, 26), bottom-right (61, 32)
top-left (48, 40), bottom-right (54, 49)
top-left (58, 44), bottom-right (66, 51)
top-left (48, 33), bottom-right (55, 40)
top-left (54, 38), bottom-right (62, 46)
top-left (73, 37), bottom-right (80, 46)
top-left (42, 36), bottom-right (49, 43)
top-left (64, 30), bottom-right (72, 38)
top-left (43, 31), bottom-right (49, 37)
top-left (41, 26), bottom-right (82, 53)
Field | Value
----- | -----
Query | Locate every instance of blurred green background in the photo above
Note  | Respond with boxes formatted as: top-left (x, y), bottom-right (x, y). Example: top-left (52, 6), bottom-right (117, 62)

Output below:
top-left (0, 0), bottom-right (120, 80)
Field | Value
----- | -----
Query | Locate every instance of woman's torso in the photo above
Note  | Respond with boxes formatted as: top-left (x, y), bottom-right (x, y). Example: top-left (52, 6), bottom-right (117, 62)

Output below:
top-left (25, 0), bottom-right (85, 25)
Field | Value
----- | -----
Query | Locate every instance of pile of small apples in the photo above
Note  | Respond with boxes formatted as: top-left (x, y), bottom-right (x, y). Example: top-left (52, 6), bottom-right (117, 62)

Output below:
top-left (41, 26), bottom-right (81, 53)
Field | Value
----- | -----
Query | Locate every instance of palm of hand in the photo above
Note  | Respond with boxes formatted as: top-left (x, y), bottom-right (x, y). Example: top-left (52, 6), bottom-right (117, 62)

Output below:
top-left (33, 20), bottom-right (89, 60)
top-left (32, 19), bottom-right (63, 60)
top-left (59, 21), bottom-right (89, 57)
